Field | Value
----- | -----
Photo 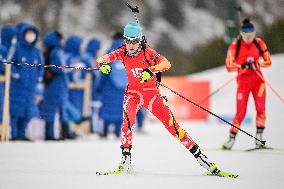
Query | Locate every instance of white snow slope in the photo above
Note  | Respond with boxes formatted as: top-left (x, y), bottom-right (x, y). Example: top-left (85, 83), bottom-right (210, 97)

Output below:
top-left (0, 54), bottom-right (284, 189)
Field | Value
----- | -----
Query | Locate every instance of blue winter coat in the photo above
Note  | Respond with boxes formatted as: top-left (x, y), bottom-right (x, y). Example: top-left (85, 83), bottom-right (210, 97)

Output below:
top-left (9, 24), bottom-right (43, 119)
top-left (99, 38), bottom-right (126, 122)
top-left (81, 38), bottom-right (101, 101)
top-left (0, 45), bottom-right (7, 72)
top-left (0, 45), bottom-right (7, 59)
top-left (82, 37), bottom-right (101, 69)
top-left (64, 35), bottom-right (85, 118)
top-left (64, 35), bottom-right (84, 81)
top-left (0, 45), bottom-right (6, 122)
top-left (0, 24), bottom-right (17, 72)
top-left (39, 31), bottom-right (69, 122)
top-left (0, 25), bottom-right (17, 122)
top-left (1, 25), bottom-right (17, 50)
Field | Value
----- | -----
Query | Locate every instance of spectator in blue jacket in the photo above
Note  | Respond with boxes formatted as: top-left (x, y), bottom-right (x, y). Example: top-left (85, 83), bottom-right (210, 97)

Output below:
top-left (81, 37), bottom-right (101, 132)
top-left (64, 35), bottom-right (85, 119)
top-left (0, 40), bottom-right (7, 124)
top-left (0, 45), bottom-right (7, 71)
top-left (0, 25), bottom-right (17, 123)
top-left (81, 37), bottom-right (101, 100)
top-left (40, 31), bottom-right (73, 140)
top-left (9, 23), bottom-right (43, 141)
top-left (97, 32), bottom-right (125, 138)
top-left (1, 25), bottom-right (17, 61)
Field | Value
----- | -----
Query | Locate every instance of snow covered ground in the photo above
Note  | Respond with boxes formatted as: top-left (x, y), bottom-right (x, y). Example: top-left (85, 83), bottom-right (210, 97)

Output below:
top-left (1, 54), bottom-right (284, 189)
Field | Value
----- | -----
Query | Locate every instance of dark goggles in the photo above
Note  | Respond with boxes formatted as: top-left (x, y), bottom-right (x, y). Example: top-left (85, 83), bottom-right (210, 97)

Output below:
top-left (124, 38), bottom-right (141, 45)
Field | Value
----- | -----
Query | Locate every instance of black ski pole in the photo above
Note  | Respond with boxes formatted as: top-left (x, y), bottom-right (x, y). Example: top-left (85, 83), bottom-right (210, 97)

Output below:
top-left (0, 61), bottom-right (100, 71)
top-left (198, 75), bottom-right (237, 105)
top-left (125, 2), bottom-right (139, 23)
top-left (235, 6), bottom-right (243, 31)
top-left (159, 82), bottom-right (266, 145)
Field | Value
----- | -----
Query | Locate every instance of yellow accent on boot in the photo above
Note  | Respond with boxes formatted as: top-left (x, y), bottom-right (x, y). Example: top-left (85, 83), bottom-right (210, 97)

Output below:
top-left (118, 163), bottom-right (123, 171)
top-left (176, 128), bottom-right (186, 140)
top-left (210, 163), bottom-right (218, 171)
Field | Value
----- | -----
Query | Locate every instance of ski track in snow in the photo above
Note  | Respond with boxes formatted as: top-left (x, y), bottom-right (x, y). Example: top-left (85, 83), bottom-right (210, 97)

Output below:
top-left (1, 54), bottom-right (284, 189)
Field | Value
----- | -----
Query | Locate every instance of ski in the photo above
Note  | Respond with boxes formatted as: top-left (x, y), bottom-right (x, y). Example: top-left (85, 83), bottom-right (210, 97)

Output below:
top-left (245, 146), bottom-right (275, 152)
top-left (96, 170), bottom-right (123, 176)
top-left (96, 169), bottom-right (140, 176)
top-left (203, 171), bottom-right (239, 179)
top-left (96, 165), bottom-right (140, 176)
top-left (204, 146), bottom-right (284, 152)
top-left (96, 167), bottom-right (238, 178)
top-left (204, 147), bottom-right (242, 152)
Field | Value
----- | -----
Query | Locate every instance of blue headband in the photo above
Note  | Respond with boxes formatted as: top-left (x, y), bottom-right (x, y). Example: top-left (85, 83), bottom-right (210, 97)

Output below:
top-left (241, 27), bottom-right (255, 33)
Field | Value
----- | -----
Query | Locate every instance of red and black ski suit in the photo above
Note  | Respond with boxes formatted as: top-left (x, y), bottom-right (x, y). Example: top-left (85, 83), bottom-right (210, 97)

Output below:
top-left (226, 37), bottom-right (272, 134)
top-left (103, 45), bottom-right (195, 150)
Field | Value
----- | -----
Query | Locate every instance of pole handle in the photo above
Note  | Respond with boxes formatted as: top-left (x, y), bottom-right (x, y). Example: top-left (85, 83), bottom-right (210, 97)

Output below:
top-left (125, 2), bottom-right (139, 13)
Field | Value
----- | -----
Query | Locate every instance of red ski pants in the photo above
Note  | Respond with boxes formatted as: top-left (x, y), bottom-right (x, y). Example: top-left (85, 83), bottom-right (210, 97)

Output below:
top-left (121, 86), bottom-right (195, 149)
top-left (231, 73), bottom-right (266, 134)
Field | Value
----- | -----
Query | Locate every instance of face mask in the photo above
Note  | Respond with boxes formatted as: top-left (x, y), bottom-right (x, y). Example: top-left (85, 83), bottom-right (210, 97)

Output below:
top-left (25, 32), bottom-right (37, 43)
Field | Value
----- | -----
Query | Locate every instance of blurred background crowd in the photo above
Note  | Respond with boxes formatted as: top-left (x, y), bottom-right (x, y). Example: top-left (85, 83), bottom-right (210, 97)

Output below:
top-left (0, 0), bottom-right (284, 141)
top-left (1, 0), bottom-right (284, 74)
top-left (0, 22), bottom-right (147, 141)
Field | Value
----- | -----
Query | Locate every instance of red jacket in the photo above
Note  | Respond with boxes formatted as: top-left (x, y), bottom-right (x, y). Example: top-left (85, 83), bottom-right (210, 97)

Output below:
top-left (105, 45), bottom-right (165, 88)
top-left (226, 37), bottom-right (271, 74)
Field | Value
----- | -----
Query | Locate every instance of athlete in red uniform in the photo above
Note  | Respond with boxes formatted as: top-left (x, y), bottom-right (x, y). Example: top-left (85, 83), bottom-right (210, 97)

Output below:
top-left (222, 18), bottom-right (272, 150)
top-left (96, 22), bottom-right (226, 175)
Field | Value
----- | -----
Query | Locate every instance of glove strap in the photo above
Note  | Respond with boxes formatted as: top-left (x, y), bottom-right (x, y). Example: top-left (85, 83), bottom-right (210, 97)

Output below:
top-left (99, 62), bottom-right (107, 67)
top-left (241, 62), bottom-right (251, 69)
top-left (142, 68), bottom-right (154, 77)
top-left (241, 61), bottom-right (258, 70)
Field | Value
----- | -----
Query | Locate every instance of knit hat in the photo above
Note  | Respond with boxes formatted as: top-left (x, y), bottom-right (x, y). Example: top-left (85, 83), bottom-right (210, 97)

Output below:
top-left (240, 18), bottom-right (256, 38)
top-left (241, 18), bottom-right (255, 33)
top-left (123, 22), bottom-right (142, 40)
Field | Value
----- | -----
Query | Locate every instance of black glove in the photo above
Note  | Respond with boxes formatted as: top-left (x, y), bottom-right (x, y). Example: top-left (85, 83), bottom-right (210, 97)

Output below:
top-left (241, 60), bottom-right (258, 71)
